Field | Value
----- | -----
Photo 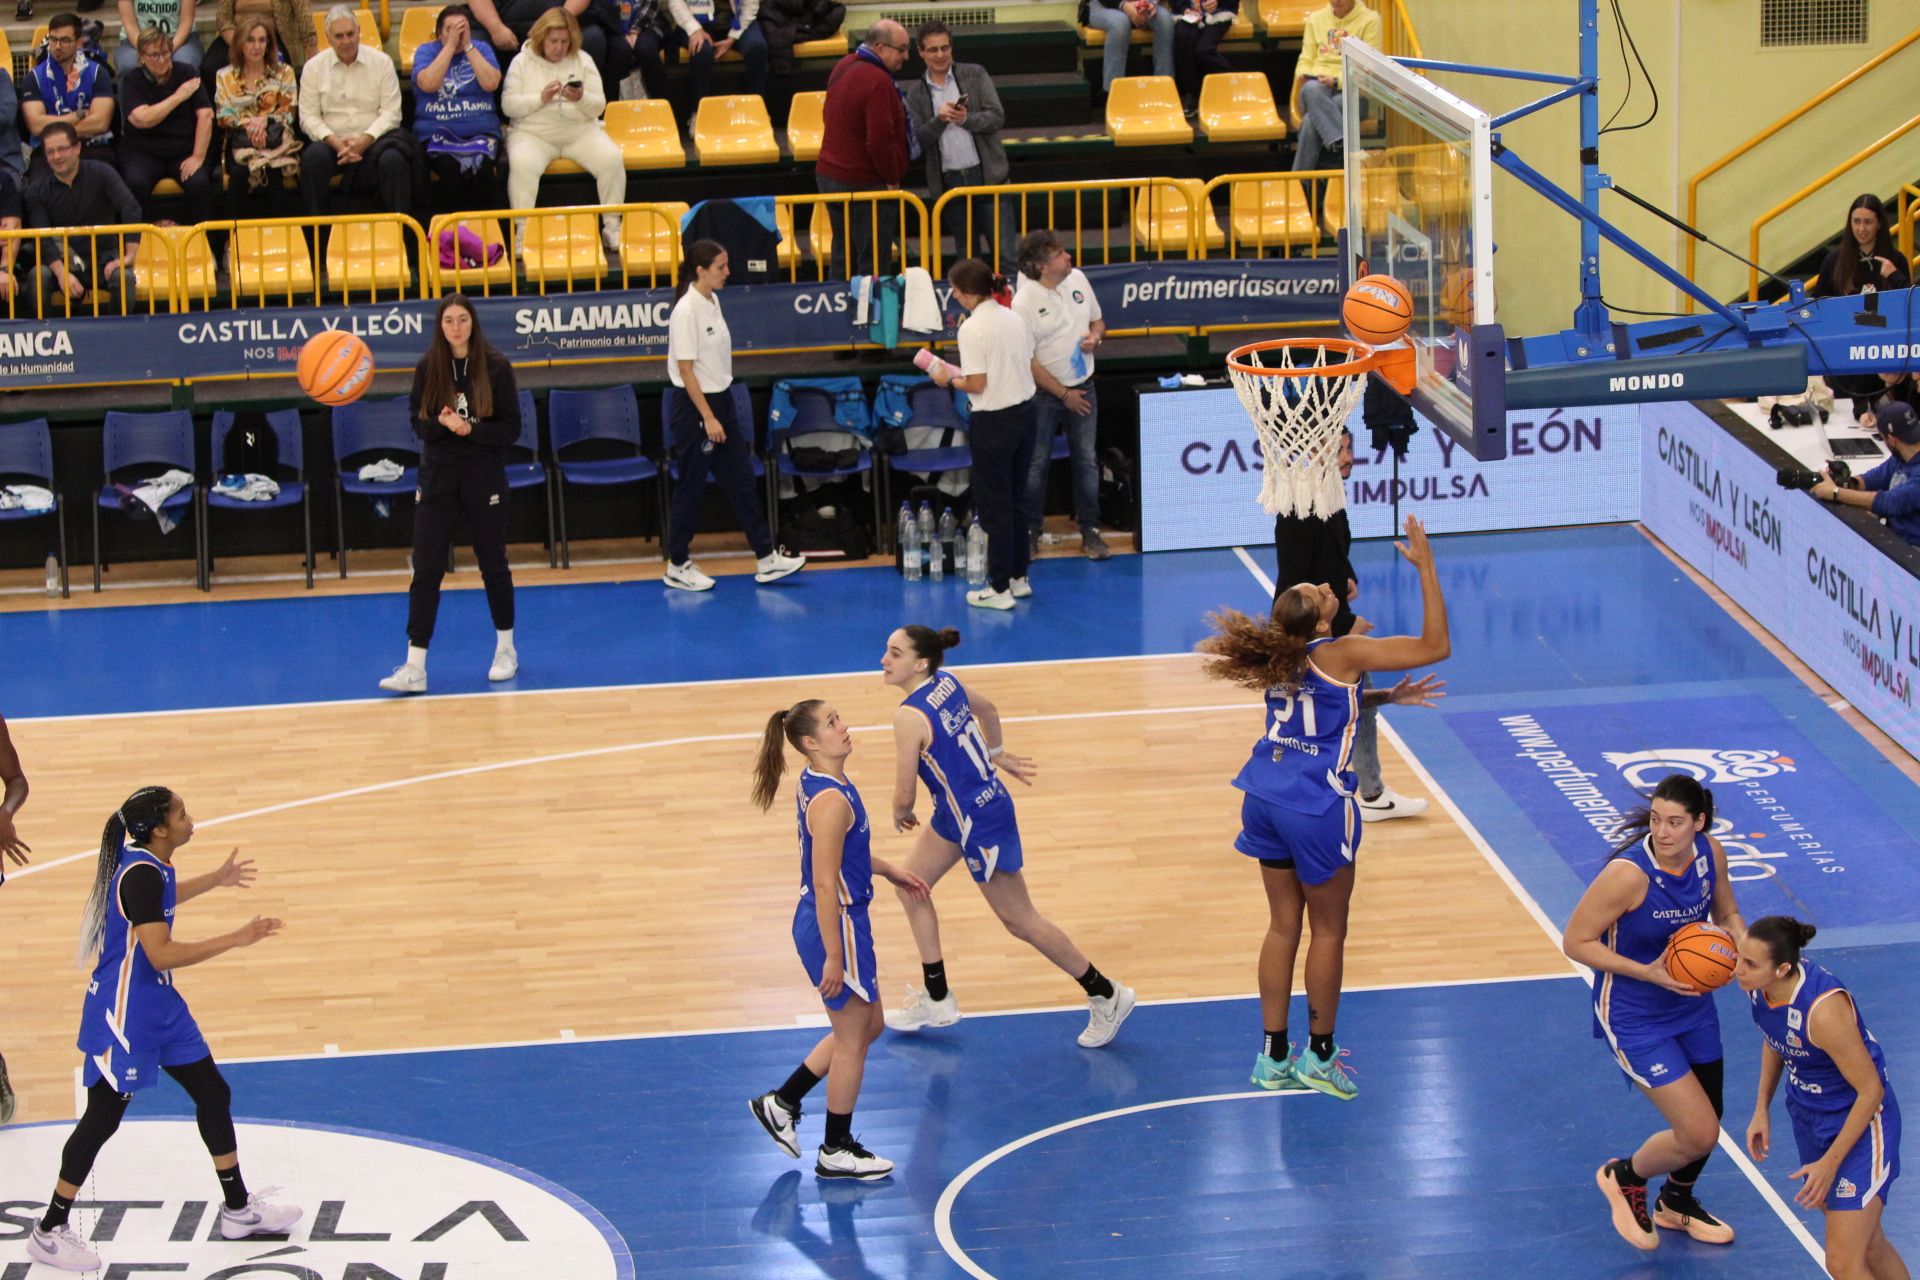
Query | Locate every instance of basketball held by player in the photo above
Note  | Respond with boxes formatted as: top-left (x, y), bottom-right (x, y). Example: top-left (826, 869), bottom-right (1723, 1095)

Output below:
top-left (27, 786), bottom-right (295, 1274)
top-left (748, 700), bottom-right (931, 1181)
top-left (1198, 512), bottom-right (1449, 1101)
top-left (879, 625), bottom-right (1136, 1047)
top-left (1565, 774), bottom-right (1746, 1252)
top-left (1739, 916), bottom-right (1906, 1280)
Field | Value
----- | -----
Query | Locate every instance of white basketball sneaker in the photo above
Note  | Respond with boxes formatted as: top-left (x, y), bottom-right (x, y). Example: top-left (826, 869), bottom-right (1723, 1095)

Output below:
top-left (885, 986), bottom-right (961, 1031)
top-left (377, 664), bottom-right (427, 695)
top-left (749, 1092), bottom-right (801, 1158)
top-left (488, 646), bottom-right (518, 682)
top-left (219, 1191), bottom-right (303, 1240)
top-left (1079, 985), bottom-right (1136, 1048)
top-left (815, 1139), bottom-right (894, 1181)
top-left (664, 560), bottom-right (716, 592)
top-left (1356, 788), bottom-right (1429, 822)
top-left (28, 1224), bottom-right (102, 1271)
top-left (754, 551), bottom-right (806, 584)
top-left (1009, 576), bottom-right (1033, 599)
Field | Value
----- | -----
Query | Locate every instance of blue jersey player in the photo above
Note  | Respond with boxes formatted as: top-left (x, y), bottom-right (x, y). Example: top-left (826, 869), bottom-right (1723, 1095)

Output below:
top-left (26, 786), bottom-right (297, 1275)
top-left (1565, 774), bottom-right (1746, 1254)
top-left (749, 700), bottom-right (930, 1181)
top-left (879, 625), bottom-right (1137, 1049)
top-left (1200, 513), bottom-right (1449, 1102)
top-left (1739, 916), bottom-right (1906, 1280)
top-left (0, 709), bottom-right (30, 1128)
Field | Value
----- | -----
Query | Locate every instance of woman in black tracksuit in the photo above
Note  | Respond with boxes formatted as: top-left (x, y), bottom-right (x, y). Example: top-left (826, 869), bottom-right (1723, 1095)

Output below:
top-left (379, 293), bottom-right (521, 694)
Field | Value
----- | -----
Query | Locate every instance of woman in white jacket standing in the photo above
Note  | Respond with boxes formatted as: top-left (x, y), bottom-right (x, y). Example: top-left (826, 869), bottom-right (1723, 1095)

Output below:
top-left (500, 8), bottom-right (627, 251)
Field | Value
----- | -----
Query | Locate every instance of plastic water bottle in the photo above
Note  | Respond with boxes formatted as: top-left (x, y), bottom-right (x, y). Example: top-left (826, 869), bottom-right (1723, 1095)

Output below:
top-left (917, 501), bottom-right (935, 567)
top-left (928, 527), bottom-right (945, 580)
top-left (966, 518), bottom-right (988, 586)
top-left (937, 507), bottom-right (958, 579)
top-left (44, 552), bottom-right (59, 597)
top-left (899, 502), bottom-right (922, 580)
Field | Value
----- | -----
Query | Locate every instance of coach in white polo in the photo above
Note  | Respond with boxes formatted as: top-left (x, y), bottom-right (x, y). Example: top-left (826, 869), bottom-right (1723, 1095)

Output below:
top-left (1013, 228), bottom-right (1109, 561)
top-left (929, 256), bottom-right (1037, 610)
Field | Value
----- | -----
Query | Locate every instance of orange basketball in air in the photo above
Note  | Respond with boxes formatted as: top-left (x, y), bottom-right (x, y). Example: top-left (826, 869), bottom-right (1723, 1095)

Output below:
top-left (1342, 273), bottom-right (1414, 346)
top-left (1665, 922), bottom-right (1738, 991)
top-left (297, 331), bottom-right (375, 407)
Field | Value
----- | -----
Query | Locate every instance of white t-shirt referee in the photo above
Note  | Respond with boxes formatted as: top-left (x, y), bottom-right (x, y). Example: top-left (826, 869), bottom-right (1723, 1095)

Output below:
top-left (956, 299), bottom-right (1036, 412)
top-left (667, 285), bottom-right (731, 393)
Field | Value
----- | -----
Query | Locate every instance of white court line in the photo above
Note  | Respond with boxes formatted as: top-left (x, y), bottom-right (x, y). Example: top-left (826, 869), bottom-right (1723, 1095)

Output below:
top-left (5, 698), bottom-right (1255, 882)
top-left (1226, 545), bottom-right (1827, 1267)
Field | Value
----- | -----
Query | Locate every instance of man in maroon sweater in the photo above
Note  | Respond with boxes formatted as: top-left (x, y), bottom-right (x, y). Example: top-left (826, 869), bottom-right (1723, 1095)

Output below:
top-left (816, 19), bottom-right (911, 278)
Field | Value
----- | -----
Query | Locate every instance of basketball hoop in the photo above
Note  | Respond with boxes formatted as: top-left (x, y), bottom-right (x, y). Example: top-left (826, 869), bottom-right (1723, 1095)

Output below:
top-left (1225, 337), bottom-right (1414, 519)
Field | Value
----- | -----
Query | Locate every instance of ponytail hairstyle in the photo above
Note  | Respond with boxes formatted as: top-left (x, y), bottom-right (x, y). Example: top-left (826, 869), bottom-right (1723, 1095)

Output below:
top-left (677, 238), bottom-right (727, 302)
top-left (1611, 773), bottom-right (1714, 852)
top-left (947, 257), bottom-right (1009, 305)
top-left (78, 785), bottom-right (175, 965)
top-left (1747, 915), bottom-right (1818, 972)
top-left (1196, 586), bottom-right (1322, 690)
top-left (751, 699), bottom-right (828, 810)
top-left (899, 625), bottom-right (961, 675)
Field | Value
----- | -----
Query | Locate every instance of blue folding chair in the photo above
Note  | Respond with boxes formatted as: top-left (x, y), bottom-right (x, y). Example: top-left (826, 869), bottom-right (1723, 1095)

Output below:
top-left (883, 382), bottom-right (972, 518)
top-left (663, 383), bottom-right (771, 543)
top-left (93, 410), bottom-right (203, 592)
top-left (0, 418), bottom-right (68, 598)
top-left (330, 395), bottom-right (419, 578)
top-left (767, 387), bottom-right (882, 550)
top-left (508, 388), bottom-right (557, 569)
top-left (206, 409), bottom-right (311, 589)
top-left (548, 386), bottom-right (664, 569)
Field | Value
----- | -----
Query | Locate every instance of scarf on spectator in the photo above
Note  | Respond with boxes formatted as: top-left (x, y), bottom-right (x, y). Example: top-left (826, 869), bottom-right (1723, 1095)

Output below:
top-left (422, 128), bottom-right (499, 172)
top-left (854, 44), bottom-right (921, 164)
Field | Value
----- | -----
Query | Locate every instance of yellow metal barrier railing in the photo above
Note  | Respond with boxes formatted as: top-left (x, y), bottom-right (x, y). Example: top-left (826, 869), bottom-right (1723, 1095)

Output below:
top-left (172, 213), bottom-right (432, 310)
top-left (1200, 170), bottom-right (1344, 261)
top-left (0, 223), bottom-right (174, 319)
top-left (1748, 113), bottom-right (1920, 301)
top-left (929, 178), bottom-right (1201, 280)
top-left (1685, 22), bottom-right (1920, 309)
top-left (1896, 182), bottom-right (1920, 272)
top-left (768, 190), bottom-right (930, 283)
top-left (1379, 0), bottom-right (1423, 59)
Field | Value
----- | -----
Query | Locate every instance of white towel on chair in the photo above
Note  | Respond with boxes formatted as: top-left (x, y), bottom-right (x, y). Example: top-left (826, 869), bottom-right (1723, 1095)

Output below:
top-left (214, 473), bottom-right (282, 502)
top-left (902, 267), bottom-right (941, 334)
top-left (850, 275), bottom-right (874, 327)
top-left (358, 459), bottom-right (406, 483)
top-left (123, 469), bottom-right (193, 534)
top-left (0, 484), bottom-right (53, 512)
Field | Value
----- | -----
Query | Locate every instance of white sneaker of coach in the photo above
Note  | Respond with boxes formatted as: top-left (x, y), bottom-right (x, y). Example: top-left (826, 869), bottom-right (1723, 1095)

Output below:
top-left (664, 560), bottom-right (716, 592)
top-left (1079, 984), bottom-right (1136, 1048)
top-left (378, 664), bottom-right (427, 695)
top-left (1356, 787), bottom-right (1429, 822)
top-left (755, 550), bottom-right (805, 584)
top-left (1009, 576), bottom-right (1032, 599)
top-left (488, 646), bottom-right (518, 682)
top-left (966, 587), bottom-right (1014, 611)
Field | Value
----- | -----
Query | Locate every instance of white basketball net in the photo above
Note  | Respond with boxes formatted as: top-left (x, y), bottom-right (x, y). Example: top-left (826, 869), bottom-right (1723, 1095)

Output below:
top-left (1228, 343), bottom-right (1368, 520)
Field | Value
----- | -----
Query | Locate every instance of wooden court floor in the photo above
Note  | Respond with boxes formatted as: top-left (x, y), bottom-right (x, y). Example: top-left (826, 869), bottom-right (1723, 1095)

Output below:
top-left (0, 656), bottom-right (1570, 1125)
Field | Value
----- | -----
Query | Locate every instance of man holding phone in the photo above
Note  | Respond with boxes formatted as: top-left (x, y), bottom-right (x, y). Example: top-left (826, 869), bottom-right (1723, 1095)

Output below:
top-left (904, 19), bottom-right (1015, 273)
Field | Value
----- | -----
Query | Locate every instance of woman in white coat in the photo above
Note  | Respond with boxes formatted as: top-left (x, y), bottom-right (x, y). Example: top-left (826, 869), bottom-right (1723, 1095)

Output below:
top-left (500, 8), bottom-right (626, 250)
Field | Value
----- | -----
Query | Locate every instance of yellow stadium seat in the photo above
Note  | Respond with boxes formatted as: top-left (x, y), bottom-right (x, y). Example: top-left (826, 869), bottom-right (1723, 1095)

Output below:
top-left (326, 220), bottom-right (413, 292)
top-left (1225, 9), bottom-right (1254, 40)
top-left (1199, 71), bottom-right (1285, 142)
top-left (152, 178), bottom-right (183, 196)
top-left (431, 216), bottom-right (515, 289)
top-left (548, 100), bottom-right (682, 173)
top-left (774, 202), bottom-right (832, 272)
top-left (1105, 76), bottom-right (1192, 146)
top-left (130, 226), bottom-right (217, 304)
top-left (693, 94), bottom-right (779, 165)
top-left (618, 202), bottom-right (689, 278)
top-left (398, 4), bottom-right (444, 73)
top-left (1228, 174), bottom-right (1339, 249)
top-left (0, 29), bottom-right (13, 69)
top-left (791, 32), bottom-right (847, 58)
top-left (229, 225), bottom-right (317, 298)
top-left (785, 91), bottom-right (826, 162)
top-left (1131, 179), bottom-right (1224, 254)
top-left (1081, 22), bottom-right (1153, 47)
top-left (1259, 0), bottom-right (1318, 37)
top-left (518, 212), bottom-right (606, 283)
top-left (312, 8), bottom-right (380, 50)
top-left (29, 24), bottom-right (47, 55)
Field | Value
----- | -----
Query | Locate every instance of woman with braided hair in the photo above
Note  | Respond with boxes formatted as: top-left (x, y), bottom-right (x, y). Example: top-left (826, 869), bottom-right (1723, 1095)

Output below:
top-left (26, 786), bottom-right (297, 1274)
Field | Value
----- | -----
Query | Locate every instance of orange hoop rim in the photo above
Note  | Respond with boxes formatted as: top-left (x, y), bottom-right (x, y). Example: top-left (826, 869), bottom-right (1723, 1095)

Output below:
top-left (1227, 337), bottom-right (1417, 396)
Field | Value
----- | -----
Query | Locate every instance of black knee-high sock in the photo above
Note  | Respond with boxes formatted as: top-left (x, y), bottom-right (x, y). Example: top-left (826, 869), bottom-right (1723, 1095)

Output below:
top-left (776, 1064), bottom-right (821, 1110)
top-left (1076, 965), bottom-right (1114, 1001)
top-left (825, 1110), bottom-right (852, 1149)
top-left (922, 961), bottom-right (949, 1003)
top-left (1667, 1058), bottom-right (1725, 1192)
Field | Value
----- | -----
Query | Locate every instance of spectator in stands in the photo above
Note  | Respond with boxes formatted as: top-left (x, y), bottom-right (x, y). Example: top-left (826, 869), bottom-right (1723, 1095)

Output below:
top-left (414, 5), bottom-right (507, 216)
top-left (117, 29), bottom-right (217, 228)
top-left (904, 20), bottom-right (1015, 273)
top-left (298, 6), bottom-right (416, 220)
top-left (1291, 0), bottom-right (1379, 172)
top-left (1814, 400), bottom-right (1920, 548)
top-left (115, 0), bottom-right (202, 76)
top-left (1167, 0), bottom-right (1236, 118)
top-left (618, 0), bottom-right (671, 104)
top-left (1083, 0), bottom-right (1173, 104)
top-left (22, 14), bottom-right (116, 179)
top-left (1013, 229), bottom-right (1109, 561)
top-left (816, 20), bottom-right (911, 278)
top-left (215, 17), bottom-right (301, 213)
top-left (23, 122), bottom-right (141, 316)
top-left (501, 8), bottom-right (627, 253)
top-left (757, 0), bottom-right (843, 79)
top-left (664, 0), bottom-right (769, 112)
top-left (0, 67), bottom-right (24, 312)
top-left (466, 0), bottom-right (628, 99)
top-left (204, 0), bottom-right (312, 102)
top-left (1813, 194), bottom-right (1908, 299)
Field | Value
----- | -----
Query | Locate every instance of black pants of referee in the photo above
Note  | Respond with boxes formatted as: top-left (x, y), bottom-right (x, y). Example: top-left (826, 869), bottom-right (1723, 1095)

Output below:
top-left (968, 399), bottom-right (1037, 593)
top-left (407, 462), bottom-right (515, 648)
top-left (667, 387), bottom-right (774, 566)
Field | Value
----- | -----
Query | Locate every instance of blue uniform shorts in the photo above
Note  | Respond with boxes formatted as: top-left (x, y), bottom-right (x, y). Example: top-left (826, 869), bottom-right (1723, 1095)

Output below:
top-left (1596, 998), bottom-right (1722, 1090)
top-left (82, 1013), bottom-right (211, 1094)
top-left (931, 789), bottom-right (1025, 884)
top-left (1234, 792), bottom-right (1359, 886)
top-left (793, 897), bottom-right (878, 1012)
top-left (1791, 1090), bottom-right (1901, 1211)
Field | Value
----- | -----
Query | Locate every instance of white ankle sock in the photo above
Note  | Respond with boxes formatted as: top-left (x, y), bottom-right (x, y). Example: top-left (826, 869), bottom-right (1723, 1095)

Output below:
top-left (407, 645), bottom-right (427, 671)
top-left (496, 629), bottom-right (514, 652)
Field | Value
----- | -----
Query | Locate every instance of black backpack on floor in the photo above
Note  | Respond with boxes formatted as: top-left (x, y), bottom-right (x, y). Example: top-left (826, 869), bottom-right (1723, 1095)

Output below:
top-left (777, 487), bottom-right (873, 560)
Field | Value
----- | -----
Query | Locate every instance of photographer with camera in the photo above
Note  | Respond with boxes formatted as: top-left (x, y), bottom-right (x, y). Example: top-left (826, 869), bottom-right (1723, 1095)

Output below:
top-left (1809, 400), bottom-right (1920, 547)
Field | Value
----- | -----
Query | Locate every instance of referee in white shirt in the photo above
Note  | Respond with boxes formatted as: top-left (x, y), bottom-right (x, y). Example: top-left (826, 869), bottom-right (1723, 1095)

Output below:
top-left (1013, 229), bottom-right (1109, 561)
top-left (928, 257), bottom-right (1036, 611)
top-left (663, 239), bottom-right (805, 593)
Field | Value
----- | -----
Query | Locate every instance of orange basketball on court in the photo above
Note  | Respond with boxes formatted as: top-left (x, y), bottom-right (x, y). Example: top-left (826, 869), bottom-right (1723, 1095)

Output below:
top-left (1342, 273), bottom-right (1415, 346)
top-left (297, 331), bottom-right (375, 407)
top-left (1665, 922), bottom-right (1738, 991)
